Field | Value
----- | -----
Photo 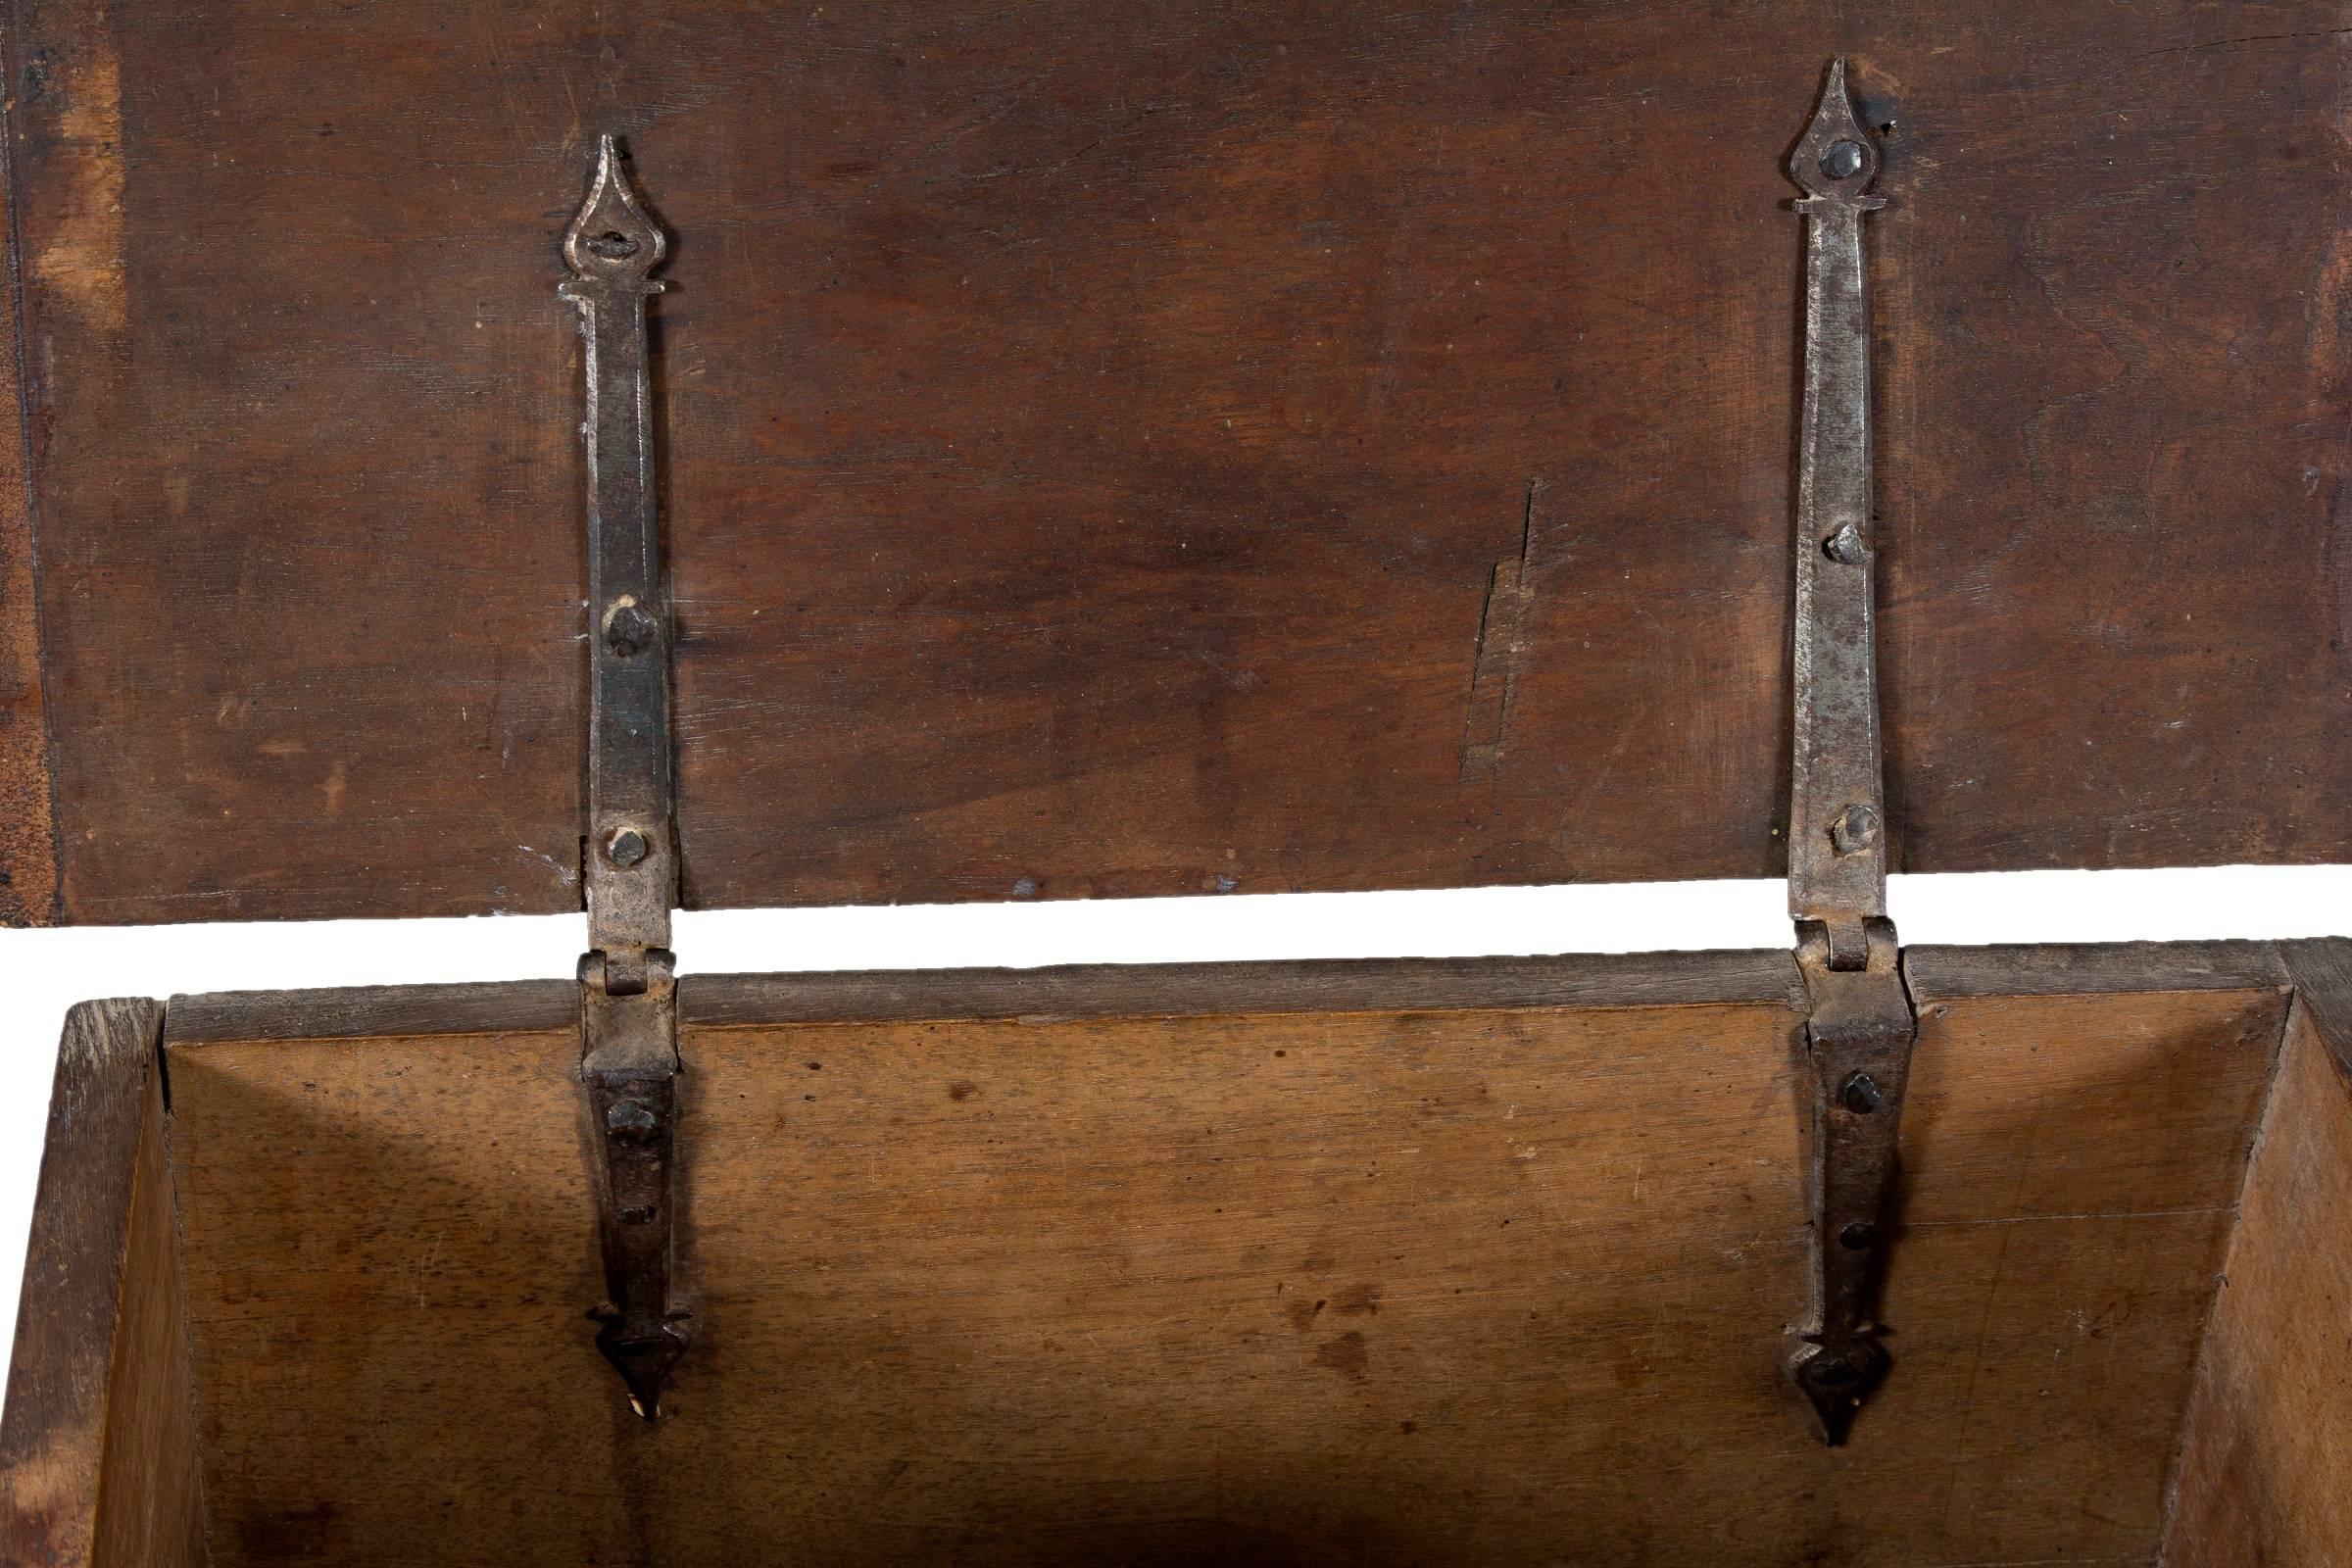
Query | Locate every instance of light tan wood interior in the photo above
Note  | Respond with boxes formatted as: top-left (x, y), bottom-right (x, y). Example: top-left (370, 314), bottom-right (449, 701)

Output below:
top-left (139, 948), bottom-right (2334, 1567)
top-left (2163, 945), bottom-right (2352, 1565)
top-left (94, 1050), bottom-right (207, 1568)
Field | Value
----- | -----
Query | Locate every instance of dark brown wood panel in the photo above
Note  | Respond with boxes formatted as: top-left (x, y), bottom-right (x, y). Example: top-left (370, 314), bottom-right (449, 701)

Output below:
top-left (0, 104), bottom-right (57, 927)
top-left (6, 2), bottom-right (2348, 922)
top-left (0, 998), bottom-right (206, 1568)
top-left (161, 954), bottom-right (2282, 1566)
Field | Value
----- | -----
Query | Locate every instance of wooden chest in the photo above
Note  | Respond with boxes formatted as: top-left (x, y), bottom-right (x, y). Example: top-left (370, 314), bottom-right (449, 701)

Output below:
top-left (0, 5), bottom-right (2346, 1564)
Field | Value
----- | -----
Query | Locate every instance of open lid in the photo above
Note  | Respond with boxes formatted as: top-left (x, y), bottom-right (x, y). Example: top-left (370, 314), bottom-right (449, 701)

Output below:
top-left (0, 3), bottom-right (2342, 927)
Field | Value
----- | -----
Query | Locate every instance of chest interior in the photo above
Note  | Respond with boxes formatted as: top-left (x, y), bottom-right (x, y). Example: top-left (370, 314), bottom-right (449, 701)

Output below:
top-left (32, 944), bottom-right (2347, 1565)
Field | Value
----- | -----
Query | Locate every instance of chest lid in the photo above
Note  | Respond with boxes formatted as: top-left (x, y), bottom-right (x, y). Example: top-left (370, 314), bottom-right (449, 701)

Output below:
top-left (0, 2), bottom-right (2343, 928)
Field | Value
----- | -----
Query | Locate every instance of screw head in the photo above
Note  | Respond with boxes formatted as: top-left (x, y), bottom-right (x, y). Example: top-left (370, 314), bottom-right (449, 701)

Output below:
top-left (1821, 139), bottom-right (1866, 179)
top-left (603, 602), bottom-right (661, 659)
top-left (606, 827), bottom-right (651, 868)
top-left (1839, 1071), bottom-right (1884, 1115)
top-left (1823, 522), bottom-right (1869, 564)
top-left (1831, 804), bottom-right (1881, 856)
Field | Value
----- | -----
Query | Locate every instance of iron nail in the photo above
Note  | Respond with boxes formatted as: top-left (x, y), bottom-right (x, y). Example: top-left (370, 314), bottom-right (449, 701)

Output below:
top-left (1839, 1071), bottom-right (1884, 1114)
top-left (1838, 1220), bottom-right (1877, 1250)
top-left (605, 1098), bottom-right (658, 1136)
top-left (603, 602), bottom-right (660, 659)
top-left (1823, 522), bottom-right (1868, 564)
top-left (1808, 1355), bottom-right (1861, 1390)
top-left (607, 827), bottom-right (651, 867)
top-left (1821, 139), bottom-right (1866, 179)
top-left (1830, 804), bottom-right (1881, 856)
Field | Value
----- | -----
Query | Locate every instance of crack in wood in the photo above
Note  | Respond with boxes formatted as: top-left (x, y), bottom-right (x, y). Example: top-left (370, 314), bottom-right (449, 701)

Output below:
top-left (1457, 478), bottom-right (1544, 785)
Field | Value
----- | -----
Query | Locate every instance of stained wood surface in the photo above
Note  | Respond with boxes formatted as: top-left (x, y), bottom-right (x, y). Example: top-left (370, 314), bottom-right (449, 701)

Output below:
top-left (159, 956), bottom-right (2285, 1566)
top-left (0, 127), bottom-right (57, 928)
top-left (157, 951), bottom-right (1800, 1049)
top-left (2163, 943), bottom-right (2352, 1565)
top-left (0, 999), bottom-right (205, 1568)
top-left (0, 4), bottom-right (2345, 924)
top-left (702, 949), bottom-right (1809, 1027)
top-left (1904, 940), bottom-right (2291, 1004)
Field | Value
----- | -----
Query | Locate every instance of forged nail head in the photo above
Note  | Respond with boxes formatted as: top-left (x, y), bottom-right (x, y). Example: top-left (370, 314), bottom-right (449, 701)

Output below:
top-left (1831, 804), bottom-right (1881, 856)
top-left (603, 602), bottom-right (660, 659)
top-left (605, 1098), bottom-right (658, 1136)
top-left (1791, 1334), bottom-right (1888, 1446)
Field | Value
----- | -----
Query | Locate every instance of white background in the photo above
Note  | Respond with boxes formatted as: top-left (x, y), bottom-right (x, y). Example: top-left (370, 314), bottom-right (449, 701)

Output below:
top-left (1, 864), bottom-right (2344, 1361)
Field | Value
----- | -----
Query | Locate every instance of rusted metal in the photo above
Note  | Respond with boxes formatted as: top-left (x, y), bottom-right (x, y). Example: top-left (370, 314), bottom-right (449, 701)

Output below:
top-left (1790, 922), bottom-right (1915, 1444)
top-left (564, 132), bottom-right (675, 979)
top-left (1787, 57), bottom-right (1889, 975)
top-left (564, 134), bottom-right (685, 1417)
top-left (1783, 61), bottom-right (1918, 1446)
top-left (580, 950), bottom-right (687, 1418)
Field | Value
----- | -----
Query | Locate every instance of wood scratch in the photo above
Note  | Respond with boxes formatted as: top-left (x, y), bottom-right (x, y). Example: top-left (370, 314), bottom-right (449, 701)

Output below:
top-left (2136, 26), bottom-right (2352, 60)
top-left (1458, 478), bottom-right (1545, 784)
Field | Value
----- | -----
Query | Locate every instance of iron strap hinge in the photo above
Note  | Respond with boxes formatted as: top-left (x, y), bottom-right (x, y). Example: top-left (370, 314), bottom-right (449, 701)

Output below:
top-left (1790, 920), bottom-right (1916, 1443)
top-left (1784, 62), bottom-right (1920, 1446)
top-left (1788, 57), bottom-right (1890, 977)
top-left (564, 135), bottom-right (686, 1419)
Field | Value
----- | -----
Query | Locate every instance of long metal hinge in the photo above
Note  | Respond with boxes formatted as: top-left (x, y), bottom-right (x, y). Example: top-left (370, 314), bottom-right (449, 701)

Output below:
top-left (1784, 60), bottom-right (1919, 1446)
top-left (562, 134), bottom-right (686, 1418)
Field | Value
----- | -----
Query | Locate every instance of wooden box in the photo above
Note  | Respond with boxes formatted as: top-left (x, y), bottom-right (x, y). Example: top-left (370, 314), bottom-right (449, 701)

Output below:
top-left (9, 947), bottom-right (2352, 1565)
top-left (0, 4), bottom-right (2347, 1563)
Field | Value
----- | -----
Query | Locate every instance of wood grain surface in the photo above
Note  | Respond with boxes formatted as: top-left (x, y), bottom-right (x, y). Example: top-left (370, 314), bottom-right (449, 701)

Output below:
top-left (1, 3), bottom-right (2346, 923)
top-left (0, 998), bottom-right (205, 1568)
top-left (155, 950), bottom-right (1802, 1049)
top-left (2163, 942), bottom-right (2352, 1566)
top-left (0, 107), bottom-right (58, 927)
top-left (156, 956), bottom-right (2287, 1565)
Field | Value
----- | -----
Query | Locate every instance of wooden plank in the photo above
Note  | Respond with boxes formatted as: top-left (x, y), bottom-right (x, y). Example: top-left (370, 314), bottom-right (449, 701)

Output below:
top-left (2162, 945), bottom-right (2352, 1564)
top-left (155, 953), bottom-right (1800, 1047)
top-left (163, 960), bottom-right (2281, 1565)
top-left (1904, 941), bottom-right (2291, 1004)
top-left (0, 998), bottom-right (206, 1568)
top-left (0, 46), bottom-right (58, 928)
top-left (1, 3), bottom-right (2346, 922)
top-left (165, 979), bottom-right (577, 1048)
top-left (684, 948), bottom-right (1803, 1028)
top-left (2278, 936), bottom-right (2352, 1087)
